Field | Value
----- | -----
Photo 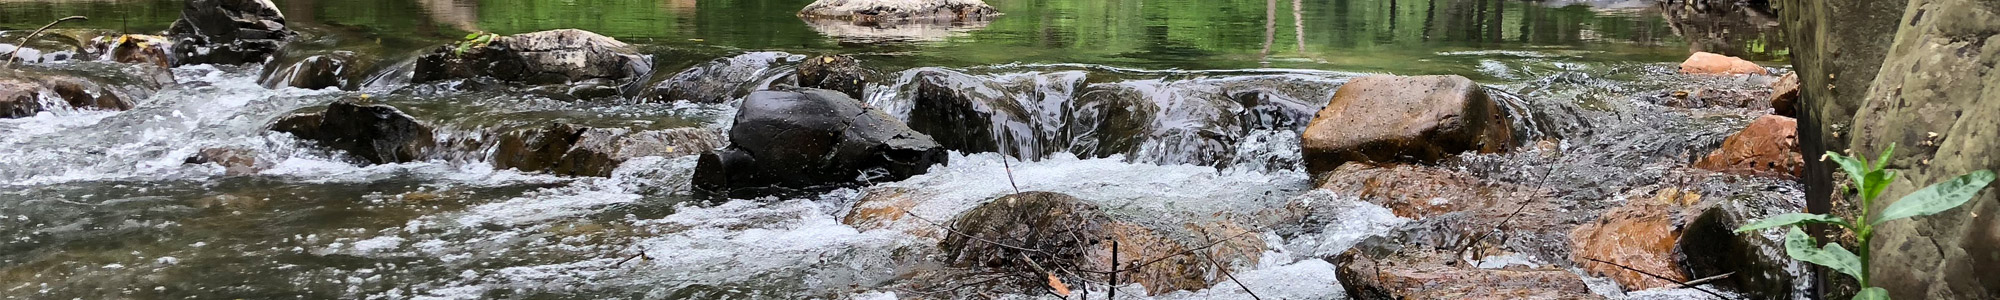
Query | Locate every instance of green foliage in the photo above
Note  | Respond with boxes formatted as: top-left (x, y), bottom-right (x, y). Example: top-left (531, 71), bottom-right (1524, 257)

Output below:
top-left (1735, 144), bottom-right (1995, 300)
top-left (453, 32), bottom-right (497, 57)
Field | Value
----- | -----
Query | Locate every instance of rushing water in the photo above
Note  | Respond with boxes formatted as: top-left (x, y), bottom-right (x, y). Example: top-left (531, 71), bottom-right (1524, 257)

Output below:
top-left (0, 0), bottom-right (1796, 299)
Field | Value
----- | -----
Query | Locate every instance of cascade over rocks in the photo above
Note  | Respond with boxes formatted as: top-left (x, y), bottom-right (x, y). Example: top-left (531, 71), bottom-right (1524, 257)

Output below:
top-left (167, 0), bottom-right (296, 66)
top-left (1692, 115), bottom-right (1800, 179)
top-left (269, 99), bottom-right (435, 165)
top-left (691, 87), bottom-right (947, 200)
top-left (413, 29), bottom-right (653, 99)
top-left (0, 67), bottom-right (167, 118)
top-left (0, 30), bottom-right (94, 65)
top-left (491, 123), bottom-right (723, 177)
top-left (89, 34), bottom-right (174, 70)
top-left (1300, 75), bottom-right (1515, 176)
top-left (644, 52), bottom-right (796, 104)
top-left (184, 147), bottom-right (264, 176)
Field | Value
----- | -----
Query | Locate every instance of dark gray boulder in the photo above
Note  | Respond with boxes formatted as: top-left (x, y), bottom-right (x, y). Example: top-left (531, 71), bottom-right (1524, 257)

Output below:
top-left (167, 0), bottom-right (296, 66)
top-left (692, 86), bottom-right (947, 200)
top-left (412, 29), bottom-right (653, 99)
top-left (643, 52), bottom-right (794, 104)
top-left (270, 99), bottom-right (435, 164)
top-left (259, 51), bottom-right (365, 90)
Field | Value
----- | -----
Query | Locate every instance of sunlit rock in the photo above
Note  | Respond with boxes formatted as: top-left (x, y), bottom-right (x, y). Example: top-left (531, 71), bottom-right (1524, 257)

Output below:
top-left (1300, 75), bottom-right (1515, 176)
top-left (1568, 197), bottom-right (1687, 289)
top-left (643, 52), bottom-right (796, 104)
top-left (88, 34), bottom-right (173, 70)
top-left (797, 0), bottom-right (998, 42)
top-left (413, 29), bottom-right (653, 99)
top-left (270, 99), bottom-right (435, 164)
top-left (1677, 52), bottom-right (1767, 76)
top-left (0, 29), bottom-right (95, 65)
top-left (491, 123), bottom-right (722, 177)
top-left (795, 54), bottom-right (869, 100)
top-left (168, 0), bottom-right (297, 66)
top-left (1335, 244), bottom-right (1603, 300)
top-left (938, 191), bottom-right (1257, 296)
top-left (184, 147), bottom-right (263, 176)
top-left (1313, 163), bottom-right (1550, 220)
top-left (1692, 115), bottom-right (1799, 179)
top-left (800, 18), bottom-right (990, 43)
top-left (692, 87), bottom-right (947, 200)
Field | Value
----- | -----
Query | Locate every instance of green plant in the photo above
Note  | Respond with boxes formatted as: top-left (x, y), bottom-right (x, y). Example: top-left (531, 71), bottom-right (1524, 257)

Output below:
top-left (1734, 144), bottom-right (1995, 300)
top-left (453, 31), bottom-right (498, 57)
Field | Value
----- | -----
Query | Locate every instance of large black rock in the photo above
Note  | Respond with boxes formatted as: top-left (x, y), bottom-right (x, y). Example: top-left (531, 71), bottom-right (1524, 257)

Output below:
top-left (692, 87), bottom-right (947, 200)
top-left (412, 29), bottom-right (653, 99)
top-left (270, 100), bottom-right (435, 164)
top-left (167, 0), bottom-right (296, 66)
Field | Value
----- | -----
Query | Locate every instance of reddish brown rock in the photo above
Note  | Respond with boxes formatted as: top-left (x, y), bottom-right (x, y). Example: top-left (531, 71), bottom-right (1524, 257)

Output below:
top-left (1769, 73), bottom-right (1799, 117)
top-left (1693, 115), bottom-right (1801, 178)
top-left (1301, 75), bottom-right (1514, 176)
top-left (843, 187), bottom-right (935, 238)
top-left (185, 147), bottom-right (262, 175)
top-left (1315, 163), bottom-right (1548, 220)
top-left (1679, 52), bottom-right (1768, 76)
top-left (90, 34), bottom-right (173, 70)
top-left (1570, 200), bottom-right (1687, 289)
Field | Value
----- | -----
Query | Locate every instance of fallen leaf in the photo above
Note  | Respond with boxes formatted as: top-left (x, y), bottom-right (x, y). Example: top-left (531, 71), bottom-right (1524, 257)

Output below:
top-left (1047, 273), bottom-right (1071, 296)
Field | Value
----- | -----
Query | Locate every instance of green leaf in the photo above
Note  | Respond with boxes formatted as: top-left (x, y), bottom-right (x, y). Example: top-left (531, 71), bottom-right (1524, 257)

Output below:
top-left (1854, 287), bottom-right (1889, 300)
top-left (1735, 213), bottom-right (1850, 233)
top-left (1785, 227), bottom-right (1865, 281)
top-left (465, 32), bottom-right (482, 40)
top-left (1875, 170), bottom-right (1996, 225)
top-left (1830, 152), bottom-right (1871, 196)
top-left (1874, 143), bottom-right (1897, 171)
top-left (1861, 169), bottom-right (1895, 203)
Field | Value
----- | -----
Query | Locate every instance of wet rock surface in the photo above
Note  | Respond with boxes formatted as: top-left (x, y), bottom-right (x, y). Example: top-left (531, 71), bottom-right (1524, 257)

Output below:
top-left (1568, 195), bottom-right (1688, 289)
top-left (692, 87), bottom-right (947, 200)
top-left (795, 55), bottom-right (868, 100)
top-left (1301, 75), bottom-right (1514, 176)
top-left (937, 191), bottom-right (1254, 296)
top-left (0, 78), bottom-right (41, 118)
top-left (168, 0), bottom-right (297, 66)
top-left (1767, 72), bottom-right (1798, 117)
top-left (89, 34), bottom-right (174, 70)
top-left (270, 99), bottom-right (435, 164)
top-left (259, 51), bottom-right (366, 90)
top-left (0, 30), bottom-right (95, 65)
top-left (1693, 115), bottom-right (1800, 179)
top-left (492, 124), bottom-right (722, 177)
top-left (644, 52), bottom-right (797, 104)
top-left (184, 147), bottom-right (264, 176)
top-left (413, 29), bottom-right (653, 99)
top-left (1335, 228), bottom-right (1603, 300)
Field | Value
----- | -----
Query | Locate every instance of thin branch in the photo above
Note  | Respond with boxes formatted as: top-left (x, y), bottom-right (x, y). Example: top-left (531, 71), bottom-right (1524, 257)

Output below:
top-left (1198, 253), bottom-right (1261, 300)
top-left (901, 210), bottom-right (1047, 253)
top-left (614, 246), bottom-right (655, 266)
top-left (1582, 257), bottom-right (1732, 299)
top-left (3, 16), bottom-right (87, 68)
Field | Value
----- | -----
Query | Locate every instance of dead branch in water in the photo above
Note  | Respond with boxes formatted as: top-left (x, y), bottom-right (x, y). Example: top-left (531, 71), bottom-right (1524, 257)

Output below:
top-left (2, 16), bottom-right (88, 68)
top-left (1199, 252), bottom-right (1261, 300)
top-left (1582, 257), bottom-right (1733, 299)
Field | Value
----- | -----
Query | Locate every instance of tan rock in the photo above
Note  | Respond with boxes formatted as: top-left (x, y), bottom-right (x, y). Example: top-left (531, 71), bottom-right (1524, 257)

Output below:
top-left (1679, 52), bottom-right (1768, 75)
top-left (1570, 201), bottom-right (1687, 289)
top-left (1336, 247), bottom-right (1603, 300)
top-left (1769, 72), bottom-right (1799, 117)
top-left (1301, 75), bottom-right (1514, 176)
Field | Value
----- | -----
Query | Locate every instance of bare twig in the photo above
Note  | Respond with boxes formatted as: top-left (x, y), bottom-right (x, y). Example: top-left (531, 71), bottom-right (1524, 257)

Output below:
top-left (1199, 253), bottom-right (1261, 300)
top-left (3, 16), bottom-right (87, 68)
top-left (1001, 152), bottom-right (1021, 194)
top-left (1582, 257), bottom-right (1732, 299)
top-left (1073, 229), bottom-right (1261, 275)
top-left (1109, 239), bottom-right (1117, 300)
top-left (901, 210), bottom-right (1046, 253)
top-left (1454, 162), bottom-right (1565, 263)
top-left (614, 247), bottom-right (655, 266)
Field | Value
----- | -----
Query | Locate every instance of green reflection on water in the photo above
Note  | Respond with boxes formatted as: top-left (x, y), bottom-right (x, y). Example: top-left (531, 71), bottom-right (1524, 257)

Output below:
top-left (0, 0), bottom-right (1784, 73)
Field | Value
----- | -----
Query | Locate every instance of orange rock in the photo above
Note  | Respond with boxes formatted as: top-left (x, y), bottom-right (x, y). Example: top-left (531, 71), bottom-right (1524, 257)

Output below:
top-left (841, 187), bottom-right (937, 238)
top-left (1769, 73), bottom-right (1800, 117)
top-left (1570, 200), bottom-right (1689, 289)
top-left (1679, 52), bottom-right (1769, 75)
top-left (1694, 115), bottom-right (1802, 178)
top-left (1301, 75), bottom-right (1514, 176)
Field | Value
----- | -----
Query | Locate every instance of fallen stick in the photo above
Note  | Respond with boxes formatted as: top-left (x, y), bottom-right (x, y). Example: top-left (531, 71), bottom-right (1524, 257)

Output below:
top-left (3, 16), bottom-right (88, 68)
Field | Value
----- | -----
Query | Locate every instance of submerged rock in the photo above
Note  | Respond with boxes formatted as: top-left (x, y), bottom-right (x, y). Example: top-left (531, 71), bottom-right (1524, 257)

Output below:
top-left (167, 0), bottom-right (296, 66)
top-left (1692, 115), bottom-right (1799, 179)
top-left (413, 29), bottom-right (653, 99)
top-left (259, 51), bottom-right (366, 90)
top-left (691, 87), bottom-right (947, 200)
top-left (270, 100), bottom-right (435, 164)
top-left (797, 0), bottom-right (999, 25)
top-left (184, 147), bottom-right (263, 176)
top-left (0, 30), bottom-right (93, 64)
top-left (40, 75), bottom-right (134, 112)
top-left (493, 124), bottom-right (722, 177)
top-left (643, 52), bottom-right (795, 104)
top-left (795, 55), bottom-right (869, 100)
top-left (1678, 52), bottom-right (1767, 76)
top-left (1314, 163), bottom-right (1550, 219)
top-left (1301, 75), bottom-right (1515, 176)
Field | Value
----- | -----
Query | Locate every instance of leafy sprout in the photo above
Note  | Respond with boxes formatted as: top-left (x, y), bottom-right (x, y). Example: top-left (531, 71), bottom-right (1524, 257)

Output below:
top-left (1734, 143), bottom-right (1994, 300)
top-left (453, 31), bottom-right (498, 57)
